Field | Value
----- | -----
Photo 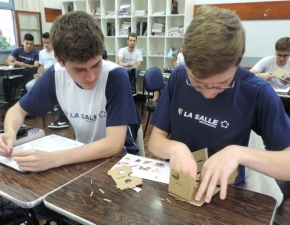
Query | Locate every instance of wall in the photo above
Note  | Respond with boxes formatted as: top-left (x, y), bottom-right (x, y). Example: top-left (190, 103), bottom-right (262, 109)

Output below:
top-left (14, 0), bottom-right (61, 33)
top-left (191, 0), bottom-right (290, 67)
top-left (41, 0), bottom-right (61, 32)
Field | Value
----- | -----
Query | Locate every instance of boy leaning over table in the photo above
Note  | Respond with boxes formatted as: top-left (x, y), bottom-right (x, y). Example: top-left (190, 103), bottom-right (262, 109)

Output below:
top-left (0, 11), bottom-right (139, 223)
top-left (148, 5), bottom-right (290, 207)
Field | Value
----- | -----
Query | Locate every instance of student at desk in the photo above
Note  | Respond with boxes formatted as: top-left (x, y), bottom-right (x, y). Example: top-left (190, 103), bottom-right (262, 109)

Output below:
top-left (0, 10), bottom-right (139, 223)
top-left (148, 5), bottom-right (290, 206)
top-left (250, 37), bottom-right (290, 116)
top-left (118, 33), bottom-right (143, 87)
top-left (3, 33), bottom-right (39, 102)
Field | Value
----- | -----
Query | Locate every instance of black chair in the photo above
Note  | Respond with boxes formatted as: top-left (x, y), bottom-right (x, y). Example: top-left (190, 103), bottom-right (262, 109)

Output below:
top-left (142, 67), bottom-right (165, 138)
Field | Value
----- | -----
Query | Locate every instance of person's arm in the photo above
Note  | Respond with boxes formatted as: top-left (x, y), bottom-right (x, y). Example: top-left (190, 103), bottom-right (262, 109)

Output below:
top-left (148, 126), bottom-right (198, 179)
top-left (15, 61), bottom-right (39, 69)
top-left (195, 145), bottom-right (290, 203)
top-left (250, 68), bottom-right (273, 81)
top-left (5, 55), bottom-right (15, 67)
top-left (38, 65), bottom-right (45, 74)
top-left (135, 60), bottom-right (142, 68)
top-left (118, 56), bottom-right (125, 66)
top-left (12, 125), bottom-right (127, 172)
top-left (0, 103), bottom-right (28, 157)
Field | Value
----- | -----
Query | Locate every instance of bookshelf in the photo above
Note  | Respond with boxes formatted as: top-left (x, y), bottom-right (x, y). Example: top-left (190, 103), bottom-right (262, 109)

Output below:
top-left (61, 0), bottom-right (192, 94)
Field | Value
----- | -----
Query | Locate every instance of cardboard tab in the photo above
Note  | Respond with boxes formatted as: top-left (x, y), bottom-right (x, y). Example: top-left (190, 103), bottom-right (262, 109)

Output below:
top-left (273, 67), bottom-right (290, 80)
top-left (108, 166), bottom-right (142, 190)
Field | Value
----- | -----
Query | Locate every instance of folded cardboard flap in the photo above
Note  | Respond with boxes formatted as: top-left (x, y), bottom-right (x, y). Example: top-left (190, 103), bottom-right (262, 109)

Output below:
top-left (108, 166), bottom-right (142, 190)
top-left (168, 148), bottom-right (238, 206)
top-left (272, 67), bottom-right (289, 80)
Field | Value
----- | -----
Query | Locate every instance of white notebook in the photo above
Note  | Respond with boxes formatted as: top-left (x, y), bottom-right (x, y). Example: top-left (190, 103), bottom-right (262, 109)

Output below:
top-left (0, 134), bottom-right (84, 172)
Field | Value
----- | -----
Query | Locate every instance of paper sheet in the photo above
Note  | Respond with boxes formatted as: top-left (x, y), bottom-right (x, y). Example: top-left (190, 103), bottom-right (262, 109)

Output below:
top-left (0, 134), bottom-right (84, 171)
top-left (111, 154), bottom-right (170, 184)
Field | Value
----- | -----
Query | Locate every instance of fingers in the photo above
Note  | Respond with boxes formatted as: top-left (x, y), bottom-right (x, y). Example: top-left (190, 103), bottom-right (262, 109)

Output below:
top-left (195, 170), bottom-right (229, 203)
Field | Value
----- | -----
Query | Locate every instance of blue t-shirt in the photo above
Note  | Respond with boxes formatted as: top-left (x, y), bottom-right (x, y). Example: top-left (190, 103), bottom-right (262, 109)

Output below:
top-left (11, 47), bottom-right (39, 73)
top-left (11, 47), bottom-right (39, 64)
top-left (151, 65), bottom-right (290, 186)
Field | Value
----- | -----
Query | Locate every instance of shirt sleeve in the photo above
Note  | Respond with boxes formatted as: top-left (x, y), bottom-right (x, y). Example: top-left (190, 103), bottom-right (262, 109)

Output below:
top-left (118, 48), bottom-right (124, 57)
top-left (105, 67), bottom-right (139, 126)
top-left (252, 57), bottom-right (271, 73)
top-left (252, 84), bottom-right (290, 150)
top-left (19, 65), bottom-right (58, 116)
top-left (10, 48), bottom-right (19, 59)
top-left (137, 49), bottom-right (143, 61)
top-left (39, 52), bottom-right (44, 65)
top-left (34, 50), bottom-right (39, 61)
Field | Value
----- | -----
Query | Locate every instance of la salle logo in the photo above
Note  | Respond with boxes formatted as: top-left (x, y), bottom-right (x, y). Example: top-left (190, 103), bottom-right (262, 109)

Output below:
top-left (178, 108), bottom-right (183, 115)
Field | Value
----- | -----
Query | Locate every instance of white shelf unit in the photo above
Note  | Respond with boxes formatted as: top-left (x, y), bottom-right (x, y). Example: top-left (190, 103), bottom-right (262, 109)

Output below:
top-left (62, 0), bottom-right (191, 93)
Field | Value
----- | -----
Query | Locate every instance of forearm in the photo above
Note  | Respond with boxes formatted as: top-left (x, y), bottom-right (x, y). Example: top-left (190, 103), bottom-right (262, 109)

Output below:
top-left (23, 63), bottom-right (36, 69)
top-left (5, 60), bottom-right (13, 66)
top-left (53, 135), bottom-right (124, 167)
top-left (148, 127), bottom-right (187, 159)
top-left (236, 145), bottom-right (290, 180)
top-left (4, 103), bottom-right (27, 135)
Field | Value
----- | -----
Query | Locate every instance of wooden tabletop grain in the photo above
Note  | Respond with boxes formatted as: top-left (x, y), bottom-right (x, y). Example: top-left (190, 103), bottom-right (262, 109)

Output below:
top-left (0, 158), bottom-right (108, 208)
top-left (44, 155), bottom-right (277, 225)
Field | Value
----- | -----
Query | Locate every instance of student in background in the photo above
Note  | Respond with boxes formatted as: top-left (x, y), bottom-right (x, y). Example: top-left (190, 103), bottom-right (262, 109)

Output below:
top-left (250, 37), bottom-right (290, 84)
top-left (176, 48), bottom-right (184, 66)
top-left (26, 32), bottom-right (56, 92)
top-left (118, 33), bottom-right (143, 86)
top-left (4, 33), bottom-right (39, 102)
top-left (250, 37), bottom-right (290, 116)
top-left (148, 5), bottom-right (290, 206)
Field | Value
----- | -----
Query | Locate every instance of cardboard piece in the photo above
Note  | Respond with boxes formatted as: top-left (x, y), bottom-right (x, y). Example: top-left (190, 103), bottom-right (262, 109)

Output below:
top-left (33, 73), bottom-right (41, 81)
top-left (272, 68), bottom-right (290, 81)
top-left (108, 166), bottom-right (143, 190)
top-left (168, 148), bottom-right (238, 206)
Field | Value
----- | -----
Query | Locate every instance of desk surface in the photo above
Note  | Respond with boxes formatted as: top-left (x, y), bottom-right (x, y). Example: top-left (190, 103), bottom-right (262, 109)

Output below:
top-left (0, 66), bottom-right (25, 71)
top-left (0, 157), bottom-right (108, 208)
top-left (277, 93), bottom-right (290, 98)
top-left (44, 155), bottom-right (277, 225)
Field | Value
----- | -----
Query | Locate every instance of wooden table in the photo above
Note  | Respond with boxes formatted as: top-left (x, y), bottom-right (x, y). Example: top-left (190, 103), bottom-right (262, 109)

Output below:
top-left (0, 158), bottom-right (109, 209)
top-left (44, 155), bottom-right (277, 225)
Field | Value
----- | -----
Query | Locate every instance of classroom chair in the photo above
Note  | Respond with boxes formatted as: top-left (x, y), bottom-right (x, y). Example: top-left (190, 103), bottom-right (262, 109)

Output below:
top-left (142, 67), bottom-right (165, 138)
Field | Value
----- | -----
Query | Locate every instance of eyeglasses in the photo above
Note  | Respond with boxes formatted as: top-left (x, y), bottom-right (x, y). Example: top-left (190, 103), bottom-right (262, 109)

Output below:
top-left (186, 70), bottom-right (236, 90)
top-left (276, 53), bottom-right (290, 59)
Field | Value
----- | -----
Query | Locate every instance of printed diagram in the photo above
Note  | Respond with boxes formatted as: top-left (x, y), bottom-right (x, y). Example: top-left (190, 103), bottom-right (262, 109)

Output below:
top-left (112, 154), bottom-right (170, 184)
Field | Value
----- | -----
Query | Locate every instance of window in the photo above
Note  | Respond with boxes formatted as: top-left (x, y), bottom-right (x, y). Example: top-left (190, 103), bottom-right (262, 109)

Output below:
top-left (15, 10), bottom-right (42, 48)
top-left (0, 9), bottom-right (16, 50)
top-left (0, 0), bottom-right (16, 51)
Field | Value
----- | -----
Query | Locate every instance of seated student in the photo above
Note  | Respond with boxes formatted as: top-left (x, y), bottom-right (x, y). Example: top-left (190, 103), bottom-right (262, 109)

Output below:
top-left (118, 33), bottom-right (143, 87)
top-left (250, 37), bottom-right (290, 116)
top-left (0, 11), bottom-right (139, 223)
top-left (148, 5), bottom-right (290, 206)
top-left (26, 32), bottom-right (56, 92)
top-left (4, 33), bottom-right (39, 102)
top-left (176, 48), bottom-right (185, 66)
top-left (48, 49), bottom-right (108, 129)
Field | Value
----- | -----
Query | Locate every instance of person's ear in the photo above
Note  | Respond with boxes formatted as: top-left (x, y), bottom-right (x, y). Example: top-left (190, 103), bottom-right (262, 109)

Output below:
top-left (54, 55), bottom-right (65, 67)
